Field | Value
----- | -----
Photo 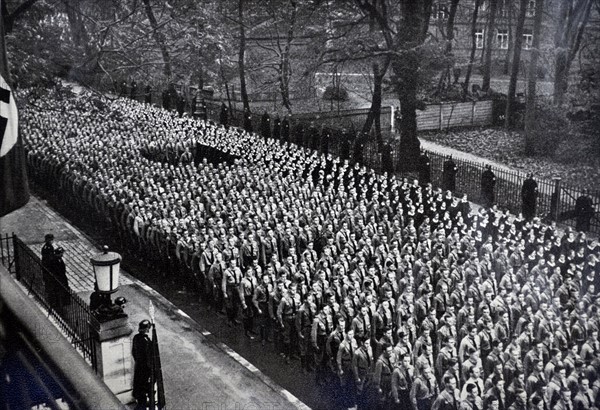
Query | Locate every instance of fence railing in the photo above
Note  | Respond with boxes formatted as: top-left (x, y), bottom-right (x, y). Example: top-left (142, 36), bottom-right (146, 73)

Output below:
top-left (383, 147), bottom-right (599, 234)
top-left (0, 264), bottom-right (124, 410)
top-left (201, 103), bottom-right (599, 234)
top-left (0, 233), bottom-right (99, 373)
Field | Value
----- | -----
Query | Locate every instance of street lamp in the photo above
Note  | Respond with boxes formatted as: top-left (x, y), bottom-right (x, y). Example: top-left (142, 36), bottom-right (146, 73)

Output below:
top-left (90, 246), bottom-right (126, 322)
top-left (91, 245), bottom-right (121, 293)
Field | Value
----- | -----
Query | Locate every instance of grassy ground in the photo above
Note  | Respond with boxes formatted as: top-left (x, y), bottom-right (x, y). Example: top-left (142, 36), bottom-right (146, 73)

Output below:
top-left (420, 127), bottom-right (600, 191)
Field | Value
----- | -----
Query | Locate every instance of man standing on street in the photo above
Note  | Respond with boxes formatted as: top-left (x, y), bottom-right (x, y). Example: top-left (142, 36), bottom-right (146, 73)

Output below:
top-left (132, 320), bottom-right (152, 408)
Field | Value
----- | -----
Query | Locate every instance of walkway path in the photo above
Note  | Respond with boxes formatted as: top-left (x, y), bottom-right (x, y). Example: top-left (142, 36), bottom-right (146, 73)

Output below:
top-left (420, 137), bottom-right (518, 173)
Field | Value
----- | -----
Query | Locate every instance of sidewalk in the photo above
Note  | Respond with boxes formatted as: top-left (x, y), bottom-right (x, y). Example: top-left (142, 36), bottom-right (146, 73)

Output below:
top-left (420, 138), bottom-right (517, 173)
top-left (0, 195), bottom-right (309, 410)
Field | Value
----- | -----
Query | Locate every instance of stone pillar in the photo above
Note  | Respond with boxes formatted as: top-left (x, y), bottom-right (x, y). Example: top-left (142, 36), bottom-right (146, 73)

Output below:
top-left (552, 177), bottom-right (562, 222)
top-left (93, 316), bottom-right (134, 404)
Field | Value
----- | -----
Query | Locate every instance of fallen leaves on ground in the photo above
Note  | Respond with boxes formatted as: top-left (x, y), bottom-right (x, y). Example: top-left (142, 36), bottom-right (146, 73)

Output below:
top-left (421, 128), bottom-right (600, 191)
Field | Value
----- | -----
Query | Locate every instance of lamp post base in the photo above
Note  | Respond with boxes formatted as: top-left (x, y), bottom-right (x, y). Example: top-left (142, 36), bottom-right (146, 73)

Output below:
top-left (93, 314), bottom-right (134, 404)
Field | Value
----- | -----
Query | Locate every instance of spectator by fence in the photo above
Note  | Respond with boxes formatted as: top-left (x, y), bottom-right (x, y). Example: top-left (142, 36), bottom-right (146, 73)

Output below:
top-left (202, 100), bottom-right (599, 235)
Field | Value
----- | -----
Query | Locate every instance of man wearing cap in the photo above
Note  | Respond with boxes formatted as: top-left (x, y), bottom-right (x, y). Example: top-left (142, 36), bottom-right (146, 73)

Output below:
top-left (132, 320), bottom-right (152, 407)
top-left (41, 233), bottom-right (56, 268)
top-left (41, 234), bottom-right (70, 311)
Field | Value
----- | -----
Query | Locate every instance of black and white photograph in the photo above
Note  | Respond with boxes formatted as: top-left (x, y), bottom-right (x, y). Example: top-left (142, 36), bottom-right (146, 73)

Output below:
top-left (1, 0), bottom-right (599, 409)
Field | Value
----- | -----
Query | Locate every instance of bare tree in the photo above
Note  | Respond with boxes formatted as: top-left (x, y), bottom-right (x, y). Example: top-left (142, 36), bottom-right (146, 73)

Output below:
top-left (1, 0), bottom-right (39, 33)
top-left (142, 0), bottom-right (172, 80)
top-left (437, 0), bottom-right (460, 93)
top-left (505, 0), bottom-right (527, 129)
top-left (553, 0), bottom-right (594, 105)
top-left (482, 0), bottom-right (498, 91)
top-left (361, 57), bottom-right (390, 138)
top-left (463, 0), bottom-right (482, 97)
top-left (238, 0), bottom-right (250, 112)
top-left (524, 0), bottom-right (545, 155)
top-left (355, 0), bottom-right (432, 171)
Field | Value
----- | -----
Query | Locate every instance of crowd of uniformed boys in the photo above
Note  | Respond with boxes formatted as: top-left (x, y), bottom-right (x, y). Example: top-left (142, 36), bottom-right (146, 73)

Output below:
top-left (19, 86), bottom-right (600, 410)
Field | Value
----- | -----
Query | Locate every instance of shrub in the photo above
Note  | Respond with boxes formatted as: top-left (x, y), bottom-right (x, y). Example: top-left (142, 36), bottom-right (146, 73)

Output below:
top-left (322, 85), bottom-right (349, 101)
top-left (526, 101), bottom-right (570, 157)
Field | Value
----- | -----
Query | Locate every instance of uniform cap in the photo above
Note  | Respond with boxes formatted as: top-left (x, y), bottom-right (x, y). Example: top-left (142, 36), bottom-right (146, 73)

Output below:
top-left (139, 320), bottom-right (151, 330)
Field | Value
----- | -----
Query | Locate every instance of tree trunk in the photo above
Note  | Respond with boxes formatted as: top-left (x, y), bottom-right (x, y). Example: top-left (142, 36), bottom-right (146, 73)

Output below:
top-left (394, 0), bottom-right (428, 172)
top-left (238, 0), bottom-right (250, 112)
top-left (437, 0), bottom-right (460, 93)
top-left (279, 0), bottom-right (297, 114)
top-left (463, 0), bottom-right (482, 99)
top-left (482, 0), bottom-right (498, 91)
top-left (362, 58), bottom-right (390, 138)
top-left (2, 0), bottom-right (38, 34)
top-left (524, 0), bottom-right (545, 155)
top-left (503, 3), bottom-right (514, 75)
top-left (142, 0), bottom-right (172, 80)
top-left (505, 0), bottom-right (527, 129)
top-left (552, 0), bottom-right (593, 105)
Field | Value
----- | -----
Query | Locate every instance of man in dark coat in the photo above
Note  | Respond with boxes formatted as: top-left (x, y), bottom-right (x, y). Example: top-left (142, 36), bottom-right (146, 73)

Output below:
top-left (418, 151), bottom-right (431, 185)
top-left (243, 108), bottom-right (253, 133)
top-left (219, 103), bottom-right (229, 128)
top-left (442, 156), bottom-right (458, 192)
top-left (575, 191), bottom-right (594, 232)
top-left (353, 134), bottom-right (365, 165)
top-left (272, 116), bottom-right (281, 141)
top-left (41, 234), bottom-right (71, 312)
top-left (176, 95), bottom-right (185, 118)
top-left (293, 123), bottom-right (305, 146)
top-left (41, 233), bottom-right (56, 268)
top-left (340, 130), bottom-right (351, 160)
top-left (521, 174), bottom-right (538, 220)
top-left (320, 127), bottom-right (330, 155)
top-left (130, 80), bottom-right (137, 100)
top-left (260, 112), bottom-right (271, 139)
top-left (307, 122), bottom-right (318, 149)
top-left (381, 143), bottom-right (394, 174)
top-left (281, 117), bottom-right (290, 142)
top-left (132, 320), bottom-right (153, 407)
top-left (144, 85), bottom-right (152, 105)
top-left (481, 164), bottom-right (496, 208)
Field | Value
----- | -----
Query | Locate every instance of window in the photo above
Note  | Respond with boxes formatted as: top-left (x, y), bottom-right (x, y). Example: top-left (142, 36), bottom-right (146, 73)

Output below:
top-left (497, 29), bottom-right (509, 49)
top-left (523, 29), bottom-right (533, 50)
top-left (431, 3), bottom-right (449, 20)
top-left (476, 29), bottom-right (485, 49)
top-left (498, 0), bottom-right (509, 18)
top-left (526, 0), bottom-right (536, 17)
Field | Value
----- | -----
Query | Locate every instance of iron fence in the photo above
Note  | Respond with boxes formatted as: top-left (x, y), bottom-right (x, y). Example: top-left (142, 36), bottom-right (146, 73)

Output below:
top-left (202, 103), bottom-right (600, 234)
top-left (383, 146), bottom-right (600, 234)
top-left (0, 234), bottom-right (99, 373)
top-left (0, 263), bottom-right (124, 410)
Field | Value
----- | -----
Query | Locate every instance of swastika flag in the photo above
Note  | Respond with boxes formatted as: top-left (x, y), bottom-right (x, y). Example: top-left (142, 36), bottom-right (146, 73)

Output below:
top-left (0, 11), bottom-right (29, 217)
